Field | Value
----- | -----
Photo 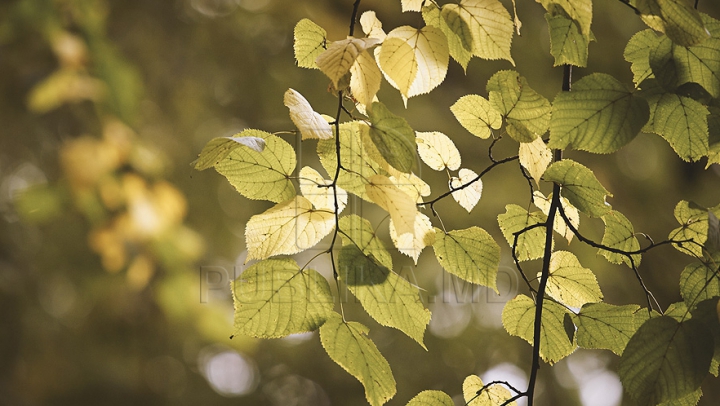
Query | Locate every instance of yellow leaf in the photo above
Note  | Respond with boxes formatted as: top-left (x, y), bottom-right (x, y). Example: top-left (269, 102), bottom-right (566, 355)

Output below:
top-left (389, 211), bottom-right (435, 263)
top-left (350, 50), bottom-right (382, 108)
top-left (446, 0), bottom-right (515, 64)
top-left (416, 131), bottom-right (462, 171)
top-left (284, 88), bottom-right (333, 140)
top-left (293, 18), bottom-right (327, 69)
top-left (360, 11), bottom-right (387, 41)
top-left (316, 37), bottom-right (380, 89)
top-left (402, 0), bottom-right (424, 12)
top-left (299, 166), bottom-right (347, 212)
top-left (519, 136), bottom-right (552, 186)
top-left (390, 172), bottom-right (431, 204)
top-left (450, 168), bottom-right (483, 212)
top-left (245, 196), bottom-right (335, 261)
top-left (365, 174), bottom-right (418, 236)
top-left (463, 375), bottom-right (518, 406)
top-left (533, 191), bottom-right (580, 243)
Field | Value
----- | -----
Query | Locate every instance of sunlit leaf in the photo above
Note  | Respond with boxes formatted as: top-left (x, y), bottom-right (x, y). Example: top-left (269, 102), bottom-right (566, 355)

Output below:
top-left (366, 174), bottom-right (418, 237)
top-left (317, 37), bottom-right (380, 89)
top-left (450, 168), bottom-right (483, 212)
top-left (635, 0), bottom-right (710, 47)
top-left (624, 29), bottom-right (661, 86)
top-left (389, 212), bottom-right (435, 264)
top-left (349, 50), bottom-right (383, 108)
top-left (575, 302), bottom-right (644, 355)
top-left (367, 102), bottom-right (417, 173)
top-left (671, 13), bottom-right (720, 98)
top-left (338, 244), bottom-right (431, 347)
top-left (536, 0), bottom-right (592, 38)
top-left (406, 390), bottom-right (454, 406)
top-left (390, 172), bottom-right (431, 204)
top-left (450, 94), bottom-right (503, 139)
top-left (433, 226), bottom-right (501, 293)
top-left (213, 130), bottom-right (296, 203)
top-left (679, 254), bottom-right (720, 309)
top-left (487, 70), bottom-right (551, 141)
top-left (416, 131), bottom-right (462, 171)
top-left (619, 316), bottom-right (713, 405)
top-left (545, 6), bottom-right (588, 67)
top-left (231, 258), bottom-right (334, 338)
top-left (299, 166), bottom-right (347, 212)
top-left (668, 200), bottom-right (709, 257)
top-left (543, 159), bottom-right (612, 218)
top-left (498, 204), bottom-right (548, 261)
top-left (600, 210), bottom-right (642, 267)
top-left (294, 18), bottom-right (327, 69)
top-left (320, 317), bottom-right (396, 406)
top-left (422, 3), bottom-right (473, 70)
top-left (502, 294), bottom-right (575, 364)
top-left (401, 0), bottom-right (424, 12)
top-left (549, 73), bottom-right (650, 153)
top-left (544, 250), bottom-right (603, 308)
top-left (463, 375), bottom-right (517, 406)
top-left (194, 135), bottom-right (265, 170)
top-left (643, 92), bottom-right (709, 162)
top-left (445, 0), bottom-right (515, 64)
top-left (533, 191), bottom-right (579, 244)
top-left (360, 11), bottom-right (387, 41)
top-left (519, 137), bottom-right (552, 186)
top-left (245, 196), bottom-right (335, 261)
top-left (284, 88), bottom-right (333, 140)
top-left (339, 214), bottom-right (393, 270)
top-left (658, 388), bottom-right (703, 406)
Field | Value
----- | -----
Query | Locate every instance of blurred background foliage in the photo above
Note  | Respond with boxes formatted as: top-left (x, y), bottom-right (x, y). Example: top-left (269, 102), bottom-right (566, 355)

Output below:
top-left (1, 0), bottom-right (720, 405)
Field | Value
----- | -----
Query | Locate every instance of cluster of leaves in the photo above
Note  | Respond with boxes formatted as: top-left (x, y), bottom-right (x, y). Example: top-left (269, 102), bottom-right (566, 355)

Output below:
top-left (196, 0), bottom-right (720, 405)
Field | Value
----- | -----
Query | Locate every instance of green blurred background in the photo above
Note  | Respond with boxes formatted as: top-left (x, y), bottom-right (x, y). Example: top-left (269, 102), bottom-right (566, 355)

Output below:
top-left (1, 0), bottom-right (720, 405)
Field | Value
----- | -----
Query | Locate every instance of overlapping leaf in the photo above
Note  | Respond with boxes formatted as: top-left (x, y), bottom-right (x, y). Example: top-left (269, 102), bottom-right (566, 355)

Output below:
top-left (366, 174), bottom-right (418, 236)
top-left (444, 0), bottom-right (515, 64)
top-left (416, 131), bottom-right (461, 171)
top-left (575, 302), bottom-right (644, 355)
top-left (294, 18), bottom-right (327, 69)
top-left (367, 102), bottom-right (417, 173)
top-left (498, 204), bottom-right (548, 261)
top-left (543, 159), bottom-right (612, 218)
top-left (533, 191), bottom-right (580, 243)
top-left (422, 3), bottom-right (473, 70)
top-left (519, 137), bottom-right (552, 186)
top-left (433, 226), bottom-right (501, 292)
top-left (284, 88), bottom-right (333, 140)
top-left (244, 196), bottom-right (335, 261)
top-left (668, 200), bottom-right (709, 257)
top-left (549, 73), bottom-right (650, 153)
top-left (339, 214), bottom-right (393, 270)
top-left (194, 134), bottom-right (265, 170)
top-left (544, 251), bottom-right (602, 308)
top-left (450, 168), bottom-right (483, 212)
top-left (350, 50), bottom-right (383, 108)
top-left (643, 92), bottom-right (709, 162)
top-left (635, 0), bottom-right (709, 47)
top-left (624, 29), bottom-right (660, 87)
top-left (679, 255), bottom-right (720, 309)
top-left (536, 0), bottom-right (592, 38)
top-left (299, 166), bottom-right (347, 212)
top-left (212, 130), bottom-right (296, 203)
top-left (545, 6), bottom-right (589, 67)
top-left (389, 212), bottom-right (435, 264)
top-left (231, 258), bottom-right (333, 338)
top-left (487, 70), bottom-right (551, 142)
top-left (671, 13), bottom-right (720, 98)
top-left (360, 11), bottom-right (387, 41)
top-left (463, 375), bottom-right (517, 406)
top-left (450, 94), bottom-right (503, 139)
top-left (317, 37), bottom-right (380, 89)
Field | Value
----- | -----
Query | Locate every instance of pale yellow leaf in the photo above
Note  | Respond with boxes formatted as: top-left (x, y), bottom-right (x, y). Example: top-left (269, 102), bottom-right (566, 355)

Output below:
top-left (533, 190), bottom-right (580, 244)
top-left (284, 88), bottom-right (333, 140)
top-left (366, 174), bottom-right (418, 236)
top-left (416, 131), bottom-right (462, 171)
top-left (446, 0), bottom-right (515, 64)
top-left (450, 168), bottom-right (483, 212)
top-left (360, 11), bottom-right (387, 41)
top-left (463, 375), bottom-right (517, 406)
top-left (245, 196), bottom-right (335, 261)
top-left (402, 0), bottom-right (424, 12)
top-left (519, 136), bottom-right (552, 186)
top-left (389, 211), bottom-right (435, 263)
top-left (299, 166), bottom-right (347, 212)
top-left (390, 172), bottom-right (430, 204)
top-left (350, 50), bottom-right (382, 108)
top-left (317, 37), bottom-right (381, 88)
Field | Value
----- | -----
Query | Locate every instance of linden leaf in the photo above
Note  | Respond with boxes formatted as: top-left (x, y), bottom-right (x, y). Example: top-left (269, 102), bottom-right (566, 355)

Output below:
top-left (487, 70), bottom-right (552, 141)
top-left (390, 172), bottom-right (431, 204)
top-left (402, 0), bottom-right (424, 12)
top-left (537, 0), bottom-right (592, 37)
top-left (350, 50), bottom-right (383, 108)
top-left (600, 210), bottom-right (642, 267)
top-left (231, 258), bottom-right (333, 338)
top-left (389, 212), bottom-right (435, 264)
top-left (671, 13), bottom-right (720, 98)
top-left (624, 29), bottom-right (660, 87)
top-left (549, 73), bottom-right (650, 153)
top-left (422, 3), bottom-right (474, 70)
top-left (502, 294), bottom-right (575, 364)
top-left (544, 250), bottom-right (603, 308)
top-left (433, 226), bottom-right (501, 293)
top-left (545, 7), bottom-right (589, 67)
top-left (284, 88), bottom-right (333, 140)
top-left (450, 168), bottom-right (483, 213)
top-left (339, 214), bottom-right (393, 270)
top-left (299, 166), bottom-right (347, 212)
top-left (213, 130), bottom-right (296, 203)
top-left (643, 92), bottom-right (709, 162)
top-left (450, 94), bottom-right (503, 139)
top-left (317, 37), bottom-right (380, 89)
top-left (680, 254), bottom-right (720, 310)
top-left (575, 302), bottom-right (644, 355)
top-left (406, 390), bottom-right (454, 406)
top-left (543, 159), bottom-right (612, 218)
top-left (416, 131), bottom-right (461, 171)
top-left (245, 196), bottom-right (335, 261)
top-left (635, 0), bottom-right (710, 47)
top-left (533, 191), bottom-right (580, 243)
top-left (360, 11), bottom-right (387, 41)
top-left (194, 135), bottom-right (265, 170)
top-left (445, 0), bottom-right (515, 64)
top-left (366, 174), bottom-right (418, 236)
top-left (294, 18), bottom-right (327, 69)
top-left (463, 375), bottom-right (517, 406)
top-left (367, 101), bottom-right (417, 173)
top-left (320, 317), bottom-right (396, 406)
top-left (498, 204), bottom-right (548, 262)
top-left (519, 137), bottom-right (552, 186)
top-left (668, 201), bottom-right (710, 257)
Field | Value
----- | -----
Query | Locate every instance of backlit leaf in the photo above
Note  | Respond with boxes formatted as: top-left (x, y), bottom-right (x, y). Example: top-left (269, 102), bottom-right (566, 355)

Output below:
top-left (544, 250), bottom-right (603, 308)
top-left (502, 294), bottom-right (575, 364)
top-left (390, 172), bottom-right (431, 204)
top-left (671, 13), bottom-right (720, 98)
top-left (549, 73), bottom-right (650, 153)
top-left (575, 302), bottom-right (644, 355)
top-left (231, 258), bottom-right (333, 338)
top-left (389, 212), bottom-right (435, 264)
top-left (450, 168), bottom-right (483, 212)
top-left (422, 3), bottom-right (473, 70)
top-left (668, 200), bottom-right (709, 257)
top-left (543, 159), bottom-right (612, 218)
top-left (498, 204), bottom-right (548, 262)
top-left (519, 137), bottom-right (553, 186)
top-left (360, 11), bottom-right (387, 41)
top-left (366, 174), bottom-right (418, 237)
top-left (679, 254), bottom-right (720, 309)
top-left (644, 92), bottom-right (709, 162)
top-left (545, 7), bottom-right (589, 67)
top-left (194, 135), bottom-right (265, 170)
top-left (245, 196), bottom-right (335, 261)
top-left (350, 50), bottom-right (383, 108)
top-left (450, 94), bottom-right (503, 139)
top-left (294, 18), bottom-right (327, 69)
top-left (624, 29), bottom-right (660, 86)
top-left (299, 166), bottom-right (347, 212)
top-left (488, 70), bottom-right (552, 141)
top-left (635, 0), bottom-right (710, 47)
top-left (536, 0), bottom-right (592, 38)
top-left (367, 101), bottom-right (417, 173)
top-left (213, 130), bottom-right (296, 203)
top-left (533, 191), bottom-right (580, 243)
top-left (339, 214), bottom-right (393, 270)
top-left (463, 375), bottom-right (517, 406)
top-left (433, 226), bottom-right (501, 293)
top-left (600, 210), bottom-right (642, 267)
top-left (317, 37), bottom-right (380, 89)
top-left (284, 88), bottom-right (333, 140)
top-left (401, 0), bottom-right (424, 12)
top-left (320, 317), bottom-right (396, 406)
top-left (445, 0), bottom-right (515, 64)
top-left (416, 131), bottom-right (462, 171)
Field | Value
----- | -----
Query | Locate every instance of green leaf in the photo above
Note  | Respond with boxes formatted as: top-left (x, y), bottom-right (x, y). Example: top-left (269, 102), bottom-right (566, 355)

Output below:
top-left (643, 92), bottom-right (709, 162)
top-left (433, 227), bottom-right (501, 293)
top-left (450, 94), bottom-right (503, 139)
top-left (668, 200), bottom-right (709, 257)
top-left (671, 13), bottom-right (720, 98)
top-left (320, 317), bottom-right (396, 406)
top-left (366, 174), bottom-right (418, 237)
top-left (444, 0), bottom-right (515, 65)
top-left (367, 102), bottom-right (417, 173)
top-left (619, 316), bottom-right (713, 406)
top-left (658, 388), bottom-right (703, 406)
top-left (624, 29), bottom-right (661, 87)
top-left (317, 37), bottom-right (380, 89)
top-left (679, 254), bottom-right (720, 309)
top-left (231, 258), bottom-right (334, 338)
top-left (422, 4), bottom-right (473, 70)
top-left (487, 70), bottom-right (551, 141)
top-left (502, 294), bottom-right (575, 364)
top-left (212, 130), bottom-right (296, 203)
top-left (338, 244), bottom-right (431, 348)
top-left (463, 375), bottom-right (517, 406)
top-left (544, 251), bottom-right (602, 308)
top-left (545, 7), bottom-right (589, 67)
top-left (194, 135), bottom-right (266, 170)
top-left (339, 214), bottom-right (393, 271)
top-left (575, 302), bottom-right (644, 355)
top-left (549, 73), bottom-right (650, 153)
top-left (690, 298), bottom-right (720, 377)
top-left (706, 107), bottom-right (720, 168)
top-left (600, 210), bottom-right (642, 267)
top-left (294, 18), bottom-right (327, 69)
top-left (543, 159), bottom-right (612, 218)
top-left (498, 204), bottom-right (548, 261)
top-left (635, 0), bottom-right (710, 47)
top-left (406, 390), bottom-right (454, 406)
top-left (537, 0), bottom-right (592, 38)
top-left (244, 196), bottom-right (335, 261)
